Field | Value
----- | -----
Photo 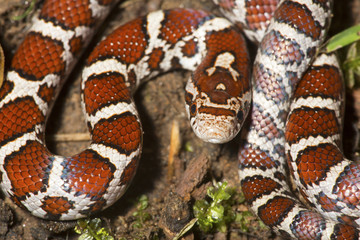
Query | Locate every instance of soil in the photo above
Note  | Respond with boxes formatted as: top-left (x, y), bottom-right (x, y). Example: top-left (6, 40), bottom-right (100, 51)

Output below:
top-left (0, 0), bottom-right (358, 240)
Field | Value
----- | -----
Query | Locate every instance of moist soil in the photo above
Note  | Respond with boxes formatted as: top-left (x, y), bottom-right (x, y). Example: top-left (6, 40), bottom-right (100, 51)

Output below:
top-left (0, 0), bottom-right (357, 239)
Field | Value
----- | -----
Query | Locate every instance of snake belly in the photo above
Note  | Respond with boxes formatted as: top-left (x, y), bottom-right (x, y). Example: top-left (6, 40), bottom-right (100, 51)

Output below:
top-left (0, 1), bottom-right (249, 220)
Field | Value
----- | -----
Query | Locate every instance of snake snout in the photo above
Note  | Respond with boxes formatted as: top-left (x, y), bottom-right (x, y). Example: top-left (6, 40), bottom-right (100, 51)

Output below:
top-left (192, 115), bottom-right (240, 144)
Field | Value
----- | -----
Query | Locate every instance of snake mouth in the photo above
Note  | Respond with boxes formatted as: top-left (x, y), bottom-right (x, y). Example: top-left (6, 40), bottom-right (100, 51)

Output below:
top-left (191, 115), bottom-right (240, 144)
top-left (200, 129), bottom-right (235, 144)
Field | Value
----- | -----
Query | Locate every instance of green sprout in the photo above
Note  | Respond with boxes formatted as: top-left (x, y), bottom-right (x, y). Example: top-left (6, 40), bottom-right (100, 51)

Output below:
top-left (12, 0), bottom-right (37, 21)
top-left (234, 209), bottom-right (254, 232)
top-left (342, 40), bottom-right (360, 88)
top-left (132, 194), bottom-right (151, 228)
top-left (325, 24), bottom-right (360, 53)
top-left (193, 181), bottom-right (237, 233)
top-left (74, 218), bottom-right (114, 240)
top-left (184, 141), bottom-right (194, 152)
top-left (324, 24), bottom-right (360, 88)
top-left (232, 190), bottom-right (252, 232)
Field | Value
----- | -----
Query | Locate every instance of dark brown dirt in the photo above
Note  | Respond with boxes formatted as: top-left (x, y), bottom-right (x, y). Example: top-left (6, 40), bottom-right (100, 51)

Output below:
top-left (0, 0), bottom-right (357, 240)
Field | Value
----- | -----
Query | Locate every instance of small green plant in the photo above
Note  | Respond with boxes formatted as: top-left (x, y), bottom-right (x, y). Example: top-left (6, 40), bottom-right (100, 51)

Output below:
top-left (325, 24), bottom-right (360, 53)
top-left (74, 218), bottom-right (114, 240)
top-left (234, 210), bottom-right (254, 232)
top-left (132, 194), bottom-right (151, 228)
top-left (324, 24), bottom-right (360, 88)
top-left (184, 141), bottom-right (194, 152)
top-left (231, 190), bottom-right (252, 232)
top-left (342, 40), bottom-right (360, 88)
top-left (12, 0), bottom-right (37, 21)
top-left (193, 181), bottom-right (237, 233)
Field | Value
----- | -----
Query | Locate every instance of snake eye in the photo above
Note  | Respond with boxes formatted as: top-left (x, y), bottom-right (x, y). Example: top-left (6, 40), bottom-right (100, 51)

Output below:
top-left (237, 110), bottom-right (244, 122)
top-left (190, 103), bottom-right (197, 115)
top-left (185, 91), bottom-right (193, 105)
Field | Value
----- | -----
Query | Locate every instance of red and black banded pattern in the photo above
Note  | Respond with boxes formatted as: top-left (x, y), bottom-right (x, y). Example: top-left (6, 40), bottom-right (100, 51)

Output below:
top-left (0, 0), bottom-right (122, 220)
top-left (215, 0), bottom-right (360, 238)
top-left (0, 2), bottom-right (250, 220)
top-left (1, 0), bottom-right (359, 238)
top-left (214, 0), bottom-right (280, 42)
top-left (286, 53), bottom-right (360, 230)
top-left (83, 8), bottom-right (251, 144)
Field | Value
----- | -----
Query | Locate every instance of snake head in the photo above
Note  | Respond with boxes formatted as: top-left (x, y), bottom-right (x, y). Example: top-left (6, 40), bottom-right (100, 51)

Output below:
top-left (185, 77), bottom-right (251, 144)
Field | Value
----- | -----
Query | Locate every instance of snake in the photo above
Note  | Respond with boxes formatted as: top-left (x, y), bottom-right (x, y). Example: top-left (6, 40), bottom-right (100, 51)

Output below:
top-left (0, 0), bottom-right (359, 239)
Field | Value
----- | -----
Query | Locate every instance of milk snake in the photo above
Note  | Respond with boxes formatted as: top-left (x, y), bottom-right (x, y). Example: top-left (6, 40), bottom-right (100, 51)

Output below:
top-left (0, 0), bottom-right (358, 239)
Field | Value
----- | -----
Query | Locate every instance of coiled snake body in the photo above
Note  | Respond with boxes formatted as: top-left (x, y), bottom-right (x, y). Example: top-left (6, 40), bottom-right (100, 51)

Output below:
top-left (0, 0), bottom-right (359, 239)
